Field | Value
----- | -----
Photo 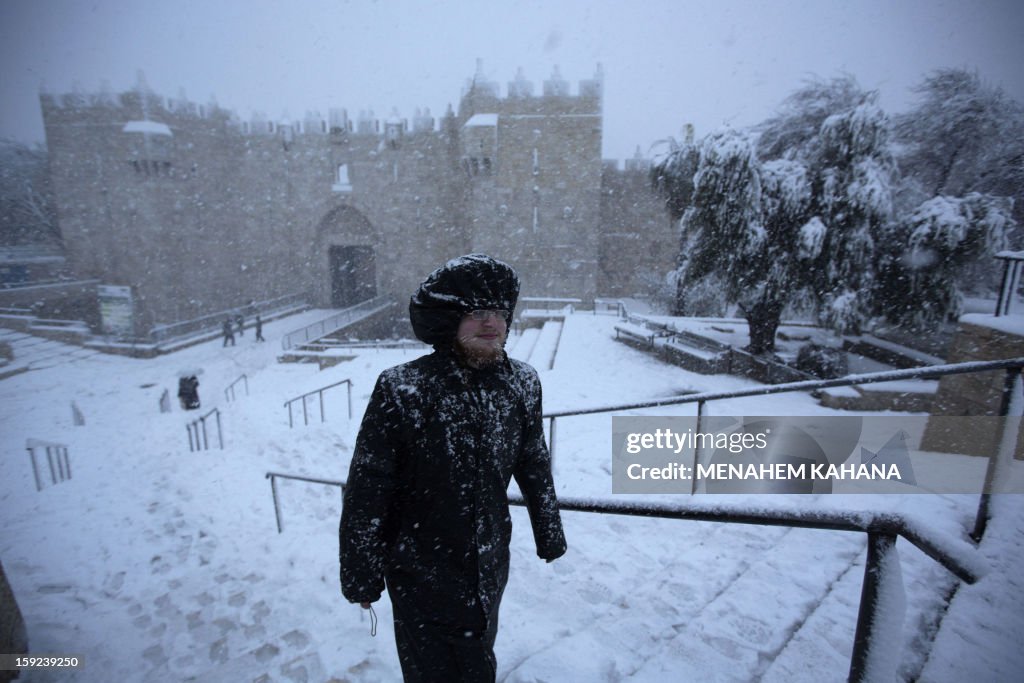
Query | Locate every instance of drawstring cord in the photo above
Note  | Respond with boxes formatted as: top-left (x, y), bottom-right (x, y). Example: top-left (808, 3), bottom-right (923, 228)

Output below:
top-left (367, 604), bottom-right (378, 637)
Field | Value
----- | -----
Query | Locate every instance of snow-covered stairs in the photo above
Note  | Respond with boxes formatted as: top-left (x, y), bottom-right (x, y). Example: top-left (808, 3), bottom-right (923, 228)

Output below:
top-left (507, 327), bottom-right (539, 363)
top-left (503, 523), bottom-right (866, 682)
top-left (0, 328), bottom-right (102, 373)
top-left (629, 528), bottom-right (865, 681)
top-left (508, 320), bottom-right (563, 370)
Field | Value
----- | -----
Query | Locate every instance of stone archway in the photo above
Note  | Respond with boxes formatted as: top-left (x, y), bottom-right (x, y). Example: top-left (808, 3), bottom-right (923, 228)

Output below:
top-left (328, 245), bottom-right (376, 307)
top-left (314, 205), bottom-right (378, 308)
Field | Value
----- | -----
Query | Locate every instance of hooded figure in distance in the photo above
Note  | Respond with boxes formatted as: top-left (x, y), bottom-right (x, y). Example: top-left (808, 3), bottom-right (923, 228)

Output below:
top-left (339, 254), bottom-right (567, 682)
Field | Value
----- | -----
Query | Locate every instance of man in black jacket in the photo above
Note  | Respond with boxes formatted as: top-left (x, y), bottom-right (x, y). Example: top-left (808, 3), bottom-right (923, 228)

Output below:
top-left (339, 254), bottom-right (567, 682)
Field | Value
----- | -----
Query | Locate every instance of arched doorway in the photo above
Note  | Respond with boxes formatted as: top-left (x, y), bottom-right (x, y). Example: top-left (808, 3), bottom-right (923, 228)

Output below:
top-left (329, 245), bottom-right (376, 307)
top-left (315, 205), bottom-right (378, 308)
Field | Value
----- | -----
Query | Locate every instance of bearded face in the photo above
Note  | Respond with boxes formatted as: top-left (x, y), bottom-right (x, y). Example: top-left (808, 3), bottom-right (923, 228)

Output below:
top-left (454, 310), bottom-right (508, 367)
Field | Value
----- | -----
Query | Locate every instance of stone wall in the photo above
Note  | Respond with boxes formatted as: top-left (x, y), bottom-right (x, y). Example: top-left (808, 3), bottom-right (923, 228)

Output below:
top-left (599, 163), bottom-right (677, 298)
top-left (40, 66), bottom-right (674, 340)
top-left (921, 318), bottom-right (1024, 458)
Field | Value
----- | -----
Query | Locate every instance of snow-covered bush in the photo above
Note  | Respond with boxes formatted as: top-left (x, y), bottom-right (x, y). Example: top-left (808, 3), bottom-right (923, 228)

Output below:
top-left (874, 192), bottom-right (1014, 327)
top-left (795, 343), bottom-right (849, 379)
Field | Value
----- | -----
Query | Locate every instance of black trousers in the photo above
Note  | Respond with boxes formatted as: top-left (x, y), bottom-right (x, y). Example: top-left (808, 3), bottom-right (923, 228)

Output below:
top-left (387, 582), bottom-right (498, 683)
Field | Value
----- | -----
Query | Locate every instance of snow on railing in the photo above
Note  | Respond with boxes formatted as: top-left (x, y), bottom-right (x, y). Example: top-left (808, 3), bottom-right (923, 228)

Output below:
top-left (526, 494), bottom-right (979, 683)
top-left (224, 374), bottom-right (249, 402)
top-left (149, 291), bottom-right (308, 345)
top-left (25, 438), bottom-right (71, 491)
top-left (543, 356), bottom-right (1024, 540)
top-left (267, 470), bottom-right (983, 683)
top-left (186, 407), bottom-right (223, 451)
top-left (283, 379), bottom-right (352, 428)
top-left (994, 251), bottom-right (1024, 317)
top-left (280, 296), bottom-right (391, 351)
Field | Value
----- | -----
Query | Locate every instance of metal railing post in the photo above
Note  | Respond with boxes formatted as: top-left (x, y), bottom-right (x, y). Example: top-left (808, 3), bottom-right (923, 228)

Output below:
top-left (27, 447), bottom-right (42, 491)
top-left (46, 447), bottom-right (57, 484)
top-left (26, 440), bottom-right (71, 489)
top-left (548, 416), bottom-right (557, 460)
top-left (225, 374), bottom-right (248, 402)
top-left (692, 400), bottom-right (705, 495)
top-left (284, 379), bottom-right (354, 427)
top-left (849, 532), bottom-right (900, 683)
top-left (972, 367), bottom-right (1022, 541)
top-left (56, 447), bottom-right (67, 480)
top-left (265, 471), bottom-right (346, 532)
top-left (994, 253), bottom-right (1023, 317)
top-left (270, 474), bottom-right (283, 533)
top-left (216, 409), bottom-right (223, 450)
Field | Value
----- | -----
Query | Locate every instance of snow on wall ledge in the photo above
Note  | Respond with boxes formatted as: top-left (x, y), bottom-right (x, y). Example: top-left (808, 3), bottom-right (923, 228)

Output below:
top-left (960, 313), bottom-right (1024, 337)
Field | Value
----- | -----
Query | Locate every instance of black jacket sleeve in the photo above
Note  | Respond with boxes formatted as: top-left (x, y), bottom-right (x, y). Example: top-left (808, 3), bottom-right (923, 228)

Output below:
top-left (339, 373), bottom-right (400, 603)
top-left (513, 372), bottom-right (567, 561)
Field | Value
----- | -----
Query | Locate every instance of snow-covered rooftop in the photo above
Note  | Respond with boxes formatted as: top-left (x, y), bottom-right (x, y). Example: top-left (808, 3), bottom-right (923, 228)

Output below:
top-left (464, 113), bottom-right (498, 127)
top-left (122, 120), bottom-right (173, 136)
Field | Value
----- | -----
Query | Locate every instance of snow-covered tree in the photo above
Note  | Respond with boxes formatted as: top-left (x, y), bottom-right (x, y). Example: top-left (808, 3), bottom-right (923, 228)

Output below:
top-left (894, 69), bottom-right (1024, 206)
top-left (660, 72), bottom-right (1017, 343)
top-left (803, 97), bottom-right (898, 334)
top-left (874, 193), bottom-right (1014, 327)
top-left (675, 130), bottom-right (814, 353)
top-left (650, 125), bottom-right (700, 222)
top-left (756, 75), bottom-right (866, 163)
top-left (892, 67), bottom-right (1024, 295)
top-left (755, 78), bottom-right (901, 334)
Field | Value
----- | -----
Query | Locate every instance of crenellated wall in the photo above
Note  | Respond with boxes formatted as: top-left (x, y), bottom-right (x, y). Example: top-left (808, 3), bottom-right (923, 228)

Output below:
top-left (40, 63), bottom-right (674, 340)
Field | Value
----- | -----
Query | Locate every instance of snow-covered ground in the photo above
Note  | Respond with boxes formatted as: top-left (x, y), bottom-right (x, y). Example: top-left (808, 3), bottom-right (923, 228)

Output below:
top-left (1, 310), bottom-right (1022, 682)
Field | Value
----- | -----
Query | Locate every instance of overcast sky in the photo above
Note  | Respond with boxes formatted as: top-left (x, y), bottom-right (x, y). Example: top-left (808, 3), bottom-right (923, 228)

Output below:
top-left (2, 0), bottom-right (1023, 162)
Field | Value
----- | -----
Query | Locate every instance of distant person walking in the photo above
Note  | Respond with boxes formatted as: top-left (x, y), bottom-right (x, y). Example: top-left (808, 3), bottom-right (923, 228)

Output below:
top-left (235, 313), bottom-right (245, 337)
top-left (254, 314), bottom-right (265, 342)
top-left (222, 318), bottom-right (235, 347)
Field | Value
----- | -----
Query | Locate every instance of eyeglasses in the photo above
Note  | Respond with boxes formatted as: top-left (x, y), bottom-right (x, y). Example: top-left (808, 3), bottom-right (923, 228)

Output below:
top-left (468, 309), bottom-right (508, 321)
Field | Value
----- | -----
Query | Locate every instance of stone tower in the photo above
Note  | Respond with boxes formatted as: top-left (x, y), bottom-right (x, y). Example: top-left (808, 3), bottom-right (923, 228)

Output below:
top-left (456, 61), bottom-right (604, 298)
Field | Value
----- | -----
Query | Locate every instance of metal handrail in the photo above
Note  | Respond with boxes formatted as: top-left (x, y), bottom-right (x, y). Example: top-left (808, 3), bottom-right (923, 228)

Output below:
top-left (544, 357), bottom-right (1023, 540)
top-left (284, 379), bottom-right (353, 427)
top-left (149, 291), bottom-right (308, 344)
top-left (265, 471), bottom-right (346, 533)
top-left (224, 374), bottom-right (249, 402)
top-left (281, 296), bottom-right (392, 350)
top-left (25, 438), bottom-right (72, 491)
top-left (0, 278), bottom-right (99, 292)
top-left (593, 298), bottom-right (626, 318)
top-left (544, 357), bottom-right (1024, 420)
top-left (186, 407), bottom-right (223, 451)
top-left (541, 495), bottom-right (981, 683)
top-left (267, 471), bottom-right (981, 682)
top-left (994, 251), bottom-right (1024, 317)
